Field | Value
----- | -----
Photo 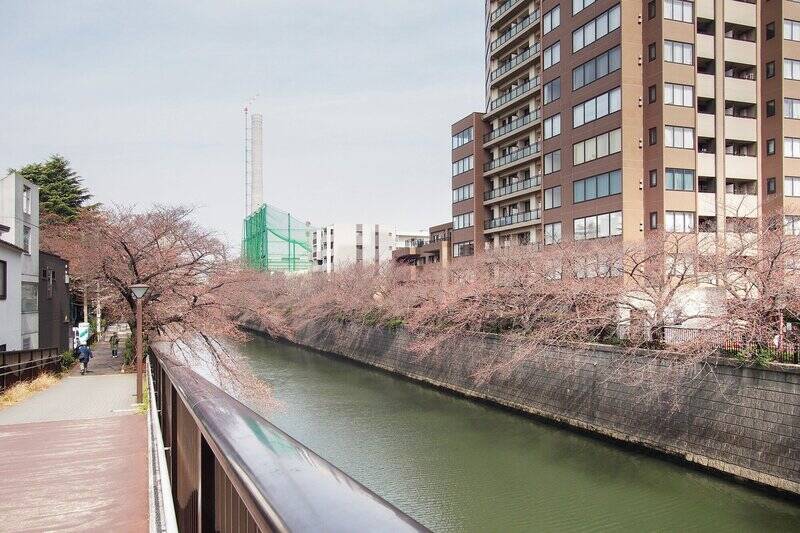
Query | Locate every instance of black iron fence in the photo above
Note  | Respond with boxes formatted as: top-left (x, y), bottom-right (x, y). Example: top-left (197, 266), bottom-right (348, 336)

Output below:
top-left (0, 348), bottom-right (61, 391)
top-left (664, 327), bottom-right (800, 364)
top-left (149, 349), bottom-right (427, 532)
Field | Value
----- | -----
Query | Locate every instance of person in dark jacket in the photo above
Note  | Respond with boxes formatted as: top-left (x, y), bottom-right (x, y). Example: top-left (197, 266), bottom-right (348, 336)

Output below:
top-left (110, 334), bottom-right (120, 358)
top-left (78, 345), bottom-right (93, 375)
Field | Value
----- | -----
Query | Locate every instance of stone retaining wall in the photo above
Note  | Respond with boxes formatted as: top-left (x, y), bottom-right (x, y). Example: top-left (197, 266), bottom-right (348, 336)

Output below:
top-left (251, 320), bottom-right (800, 495)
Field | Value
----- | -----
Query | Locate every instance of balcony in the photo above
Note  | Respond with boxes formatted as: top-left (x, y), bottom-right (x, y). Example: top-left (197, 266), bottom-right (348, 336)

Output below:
top-left (725, 77), bottom-right (756, 103)
top-left (484, 175), bottom-right (542, 202)
top-left (724, 0), bottom-right (756, 26)
top-left (484, 108), bottom-right (541, 144)
top-left (487, 77), bottom-right (540, 113)
top-left (489, 0), bottom-right (525, 28)
top-left (724, 116), bottom-right (757, 142)
top-left (698, 192), bottom-right (717, 217)
top-left (490, 43), bottom-right (540, 83)
top-left (725, 154), bottom-right (757, 179)
top-left (724, 38), bottom-right (756, 65)
top-left (484, 142), bottom-right (541, 173)
top-left (697, 34), bottom-right (715, 59)
top-left (485, 209), bottom-right (541, 231)
top-left (698, 153), bottom-right (716, 176)
top-left (697, 74), bottom-right (715, 98)
top-left (698, 114), bottom-right (715, 138)
top-left (725, 193), bottom-right (758, 218)
top-left (490, 11), bottom-right (539, 53)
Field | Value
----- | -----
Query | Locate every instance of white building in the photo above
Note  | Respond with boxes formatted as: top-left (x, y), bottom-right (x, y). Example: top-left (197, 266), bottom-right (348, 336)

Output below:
top-left (0, 173), bottom-right (40, 349)
top-left (311, 224), bottom-right (427, 273)
top-left (0, 225), bottom-right (24, 352)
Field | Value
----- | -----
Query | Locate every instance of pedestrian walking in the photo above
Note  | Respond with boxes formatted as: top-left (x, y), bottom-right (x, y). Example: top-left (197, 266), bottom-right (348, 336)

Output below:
top-left (111, 334), bottom-right (120, 358)
top-left (77, 344), bottom-right (93, 375)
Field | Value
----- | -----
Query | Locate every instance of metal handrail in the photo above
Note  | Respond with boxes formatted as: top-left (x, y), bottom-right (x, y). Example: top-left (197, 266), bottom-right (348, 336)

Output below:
top-left (485, 209), bottom-right (542, 230)
top-left (488, 77), bottom-right (540, 111)
top-left (490, 0), bottom-right (523, 22)
top-left (490, 11), bottom-right (539, 51)
top-left (151, 349), bottom-right (427, 532)
top-left (484, 109), bottom-right (541, 142)
top-left (484, 143), bottom-right (541, 171)
top-left (490, 43), bottom-right (540, 81)
top-left (484, 176), bottom-right (542, 201)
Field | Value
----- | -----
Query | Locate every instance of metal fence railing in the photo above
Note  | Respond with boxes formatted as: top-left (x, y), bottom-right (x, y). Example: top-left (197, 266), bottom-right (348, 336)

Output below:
top-left (0, 348), bottom-right (61, 391)
top-left (664, 327), bottom-right (800, 364)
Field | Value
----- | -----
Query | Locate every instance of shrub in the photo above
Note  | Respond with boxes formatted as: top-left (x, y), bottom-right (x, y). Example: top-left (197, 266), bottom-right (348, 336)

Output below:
top-left (60, 350), bottom-right (76, 371)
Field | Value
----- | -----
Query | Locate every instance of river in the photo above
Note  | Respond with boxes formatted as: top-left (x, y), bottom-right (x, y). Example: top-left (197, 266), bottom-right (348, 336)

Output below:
top-left (239, 336), bottom-right (800, 532)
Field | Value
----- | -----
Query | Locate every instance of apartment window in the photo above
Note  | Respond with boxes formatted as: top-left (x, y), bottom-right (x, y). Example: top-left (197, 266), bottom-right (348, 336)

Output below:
top-left (767, 22), bottom-right (776, 40)
top-left (767, 138), bottom-right (776, 155)
top-left (666, 168), bottom-right (694, 191)
top-left (573, 0), bottom-right (596, 15)
top-left (664, 83), bottom-right (694, 107)
top-left (543, 78), bottom-right (561, 105)
top-left (650, 212), bottom-right (658, 230)
top-left (544, 114), bottom-right (561, 139)
top-left (453, 241), bottom-right (475, 257)
top-left (649, 127), bottom-right (658, 145)
top-left (453, 212), bottom-right (474, 230)
top-left (785, 59), bottom-right (800, 80)
top-left (786, 176), bottom-right (800, 197)
top-left (649, 169), bottom-right (658, 187)
top-left (544, 186), bottom-right (562, 210)
top-left (574, 211), bottom-right (623, 240)
top-left (573, 128), bottom-right (622, 166)
top-left (648, 43), bottom-right (657, 62)
top-left (785, 20), bottom-right (800, 42)
top-left (664, 40), bottom-right (694, 65)
top-left (452, 183), bottom-right (474, 203)
top-left (665, 211), bottom-right (695, 233)
top-left (785, 137), bottom-right (800, 158)
top-left (785, 98), bottom-right (800, 119)
top-left (544, 150), bottom-right (562, 174)
top-left (452, 155), bottom-right (474, 176)
top-left (648, 0), bottom-right (656, 19)
top-left (648, 85), bottom-right (657, 103)
top-left (664, 0), bottom-right (693, 23)
top-left (665, 125), bottom-right (694, 149)
top-left (573, 170), bottom-right (622, 203)
top-left (767, 100), bottom-right (776, 117)
top-left (544, 222), bottom-right (562, 245)
top-left (23, 185), bottom-right (32, 215)
top-left (452, 127), bottom-right (474, 149)
top-left (785, 216), bottom-right (800, 236)
top-left (572, 87), bottom-right (622, 128)
top-left (543, 6), bottom-right (561, 34)
top-left (572, 4), bottom-right (621, 53)
top-left (572, 46), bottom-right (621, 90)
top-left (21, 282), bottom-right (38, 313)
top-left (768, 177), bottom-right (777, 194)
top-left (544, 42), bottom-right (561, 70)
top-left (0, 260), bottom-right (6, 300)
top-left (22, 226), bottom-right (31, 254)
top-left (766, 62), bottom-right (775, 79)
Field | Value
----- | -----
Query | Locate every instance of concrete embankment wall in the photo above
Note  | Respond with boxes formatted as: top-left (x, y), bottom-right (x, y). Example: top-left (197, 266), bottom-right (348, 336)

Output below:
top-left (248, 320), bottom-right (800, 495)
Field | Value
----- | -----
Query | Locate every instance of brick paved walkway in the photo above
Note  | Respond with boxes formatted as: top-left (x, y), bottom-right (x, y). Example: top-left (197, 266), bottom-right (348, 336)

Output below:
top-left (0, 331), bottom-right (148, 531)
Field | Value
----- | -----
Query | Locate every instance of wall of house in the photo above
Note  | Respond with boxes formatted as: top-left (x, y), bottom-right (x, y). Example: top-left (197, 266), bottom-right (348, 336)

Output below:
top-left (253, 320), bottom-right (800, 496)
top-left (0, 247), bottom-right (22, 351)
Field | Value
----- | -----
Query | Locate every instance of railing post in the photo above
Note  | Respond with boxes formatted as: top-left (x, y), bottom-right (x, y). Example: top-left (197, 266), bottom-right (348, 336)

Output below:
top-left (200, 436), bottom-right (216, 533)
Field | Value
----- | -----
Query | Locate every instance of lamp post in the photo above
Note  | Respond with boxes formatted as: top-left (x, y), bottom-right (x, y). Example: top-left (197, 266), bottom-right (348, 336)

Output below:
top-left (130, 283), bottom-right (150, 403)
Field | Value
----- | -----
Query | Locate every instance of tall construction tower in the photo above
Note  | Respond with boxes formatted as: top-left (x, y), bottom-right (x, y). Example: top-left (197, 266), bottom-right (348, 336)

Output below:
top-left (244, 103), bottom-right (263, 216)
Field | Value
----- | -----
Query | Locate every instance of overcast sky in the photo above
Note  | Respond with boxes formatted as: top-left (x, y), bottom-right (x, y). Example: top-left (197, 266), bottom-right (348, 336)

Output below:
top-left (1, 1), bottom-right (485, 249)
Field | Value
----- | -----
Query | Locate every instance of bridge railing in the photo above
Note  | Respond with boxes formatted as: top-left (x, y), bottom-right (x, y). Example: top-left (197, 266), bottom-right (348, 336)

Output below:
top-left (0, 347), bottom-right (61, 391)
top-left (149, 348), bottom-right (428, 533)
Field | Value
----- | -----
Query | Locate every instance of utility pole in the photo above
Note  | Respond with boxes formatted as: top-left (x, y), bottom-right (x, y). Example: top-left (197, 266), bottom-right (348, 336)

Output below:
top-left (83, 284), bottom-right (88, 323)
top-left (96, 281), bottom-right (102, 340)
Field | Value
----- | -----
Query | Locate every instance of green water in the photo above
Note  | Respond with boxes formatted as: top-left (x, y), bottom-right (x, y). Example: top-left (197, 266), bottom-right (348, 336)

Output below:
top-left (239, 336), bottom-right (800, 532)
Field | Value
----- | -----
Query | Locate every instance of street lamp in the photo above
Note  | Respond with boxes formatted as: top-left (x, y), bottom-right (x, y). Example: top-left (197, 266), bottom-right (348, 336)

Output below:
top-left (130, 283), bottom-right (150, 403)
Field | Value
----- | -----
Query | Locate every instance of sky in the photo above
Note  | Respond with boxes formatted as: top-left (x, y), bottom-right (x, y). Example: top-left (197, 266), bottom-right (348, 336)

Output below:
top-left (0, 0), bottom-right (486, 250)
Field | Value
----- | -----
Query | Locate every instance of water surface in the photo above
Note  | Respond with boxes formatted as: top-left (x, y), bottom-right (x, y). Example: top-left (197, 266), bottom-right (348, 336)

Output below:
top-left (240, 336), bottom-right (800, 532)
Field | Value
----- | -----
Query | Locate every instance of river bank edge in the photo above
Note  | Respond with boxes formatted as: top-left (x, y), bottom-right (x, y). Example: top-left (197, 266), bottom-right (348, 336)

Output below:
top-left (241, 320), bottom-right (800, 501)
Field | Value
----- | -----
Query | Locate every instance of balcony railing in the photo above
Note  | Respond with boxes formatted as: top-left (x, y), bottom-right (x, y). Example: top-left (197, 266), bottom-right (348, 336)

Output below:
top-left (484, 108), bottom-right (541, 142)
top-left (485, 209), bottom-right (541, 230)
top-left (490, 10), bottom-right (539, 52)
top-left (488, 77), bottom-right (540, 111)
top-left (484, 142), bottom-right (541, 172)
top-left (490, 0), bottom-right (523, 23)
top-left (490, 43), bottom-right (540, 81)
top-left (484, 175), bottom-right (542, 201)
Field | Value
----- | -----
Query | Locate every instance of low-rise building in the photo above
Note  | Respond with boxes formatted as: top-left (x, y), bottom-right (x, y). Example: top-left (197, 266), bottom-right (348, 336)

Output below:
top-left (0, 172), bottom-right (39, 349)
top-left (0, 225), bottom-right (24, 352)
top-left (392, 222), bottom-right (452, 268)
top-left (39, 252), bottom-right (71, 352)
top-left (312, 223), bottom-right (427, 273)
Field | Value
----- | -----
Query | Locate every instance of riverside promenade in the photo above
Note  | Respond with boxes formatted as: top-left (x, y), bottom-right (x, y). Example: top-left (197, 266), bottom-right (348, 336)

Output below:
top-left (0, 337), bottom-right (148, 532)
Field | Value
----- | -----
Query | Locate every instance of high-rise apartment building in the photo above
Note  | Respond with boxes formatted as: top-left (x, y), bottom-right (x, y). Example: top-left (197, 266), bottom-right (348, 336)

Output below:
top-left (450, 0), bottom-right (800, 253)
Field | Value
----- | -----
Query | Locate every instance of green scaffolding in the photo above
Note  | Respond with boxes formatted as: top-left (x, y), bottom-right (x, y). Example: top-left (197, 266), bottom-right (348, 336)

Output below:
top-left (242, 204), bottom-right (313, 272)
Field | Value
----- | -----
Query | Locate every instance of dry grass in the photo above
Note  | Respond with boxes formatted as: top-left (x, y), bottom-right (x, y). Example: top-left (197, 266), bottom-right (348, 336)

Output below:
top-left (0, 373), bottom-right (60, 409)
